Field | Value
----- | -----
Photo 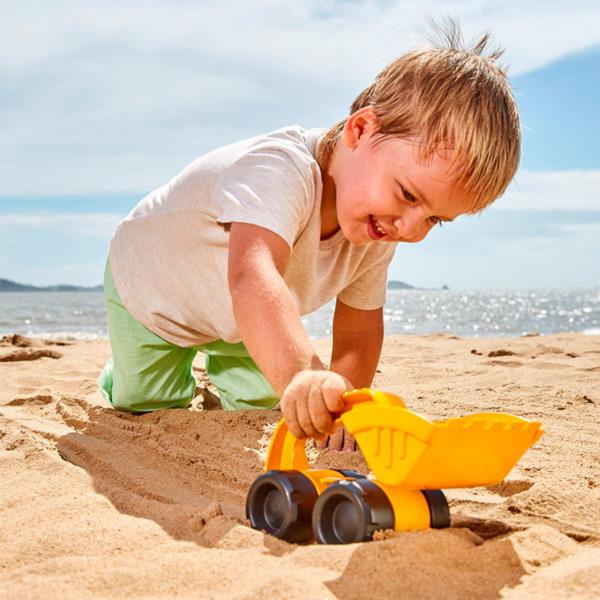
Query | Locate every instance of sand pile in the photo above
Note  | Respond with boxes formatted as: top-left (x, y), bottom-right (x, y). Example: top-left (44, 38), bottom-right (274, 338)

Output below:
top-left (1, 332), bottom-right (599, 598)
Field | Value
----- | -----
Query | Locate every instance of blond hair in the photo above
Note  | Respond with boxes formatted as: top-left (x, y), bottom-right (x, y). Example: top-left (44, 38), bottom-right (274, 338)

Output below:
top-left (317, 20), bottom-right (521, 212)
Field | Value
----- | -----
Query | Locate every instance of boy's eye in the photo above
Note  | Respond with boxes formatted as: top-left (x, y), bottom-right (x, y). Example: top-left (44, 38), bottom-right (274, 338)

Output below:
top-left (401, 186), bottom-right (417, 203)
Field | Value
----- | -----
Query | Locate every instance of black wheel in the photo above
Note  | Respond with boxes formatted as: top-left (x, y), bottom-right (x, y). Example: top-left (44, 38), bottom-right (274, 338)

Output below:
top-left (312, 479), bottom-right (394, 544)
top-left (421, 489), bottom-right (450, 528)
top-left (245, 470), bottom-right (318, 543)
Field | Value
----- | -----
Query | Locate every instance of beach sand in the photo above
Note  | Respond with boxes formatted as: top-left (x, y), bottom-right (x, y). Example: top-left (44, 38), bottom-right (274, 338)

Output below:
top-left (1, 332), bottom-right (599, 599)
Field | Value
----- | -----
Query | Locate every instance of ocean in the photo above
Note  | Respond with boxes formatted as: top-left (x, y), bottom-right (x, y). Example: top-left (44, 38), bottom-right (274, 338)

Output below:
top-left (1, 288), bottom-right (599, 340)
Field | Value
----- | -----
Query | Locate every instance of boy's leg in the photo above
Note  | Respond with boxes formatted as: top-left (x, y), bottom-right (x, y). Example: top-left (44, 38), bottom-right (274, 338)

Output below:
top-left (98, 258), bottom-right (197, 412)
top-left (198, 340), bottom-right (279, 411)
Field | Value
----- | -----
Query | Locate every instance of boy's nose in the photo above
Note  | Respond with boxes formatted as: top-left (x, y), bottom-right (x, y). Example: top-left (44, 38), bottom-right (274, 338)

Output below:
top-left (392, 216), bottom-right (419, 242)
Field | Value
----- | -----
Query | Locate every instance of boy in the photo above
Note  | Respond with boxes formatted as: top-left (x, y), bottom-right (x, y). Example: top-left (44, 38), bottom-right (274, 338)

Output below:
top-left (98, 25), bottom-right (520, 450)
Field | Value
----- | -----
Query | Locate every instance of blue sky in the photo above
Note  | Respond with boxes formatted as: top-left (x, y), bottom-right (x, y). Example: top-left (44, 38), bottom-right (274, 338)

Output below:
top-left (1, 1), bottom-right (599, 289)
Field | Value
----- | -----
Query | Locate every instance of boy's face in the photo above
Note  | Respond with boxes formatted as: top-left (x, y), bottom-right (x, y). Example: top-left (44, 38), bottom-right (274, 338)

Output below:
top-left (325, 108), bottom-right (470, 245)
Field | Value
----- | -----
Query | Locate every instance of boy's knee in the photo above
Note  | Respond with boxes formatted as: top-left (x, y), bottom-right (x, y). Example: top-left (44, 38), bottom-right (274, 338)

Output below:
top-left (204, 354), bottom-right (279, 411)
top-left (97, 358), bottom-right (193, 413)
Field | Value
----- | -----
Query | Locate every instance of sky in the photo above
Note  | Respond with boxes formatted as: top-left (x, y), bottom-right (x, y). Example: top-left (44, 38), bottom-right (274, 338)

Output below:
top-left (1, 0), bottom-right (599, 289)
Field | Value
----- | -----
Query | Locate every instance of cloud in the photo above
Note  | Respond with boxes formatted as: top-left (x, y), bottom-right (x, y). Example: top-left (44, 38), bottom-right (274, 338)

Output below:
top-left (3, 2), bottom-right (599, 76)
top-left (1, 1), bottom-right (599, 196)
top-left (389, 205), bottom-right (600, 289)
top-left (0, 212), bottom-right (122, 238)
top-left (497, 170), bottom-right (600, 211)
top-left (556, 222), bottom-right (600, 247)
top-left (559, 223), bottom-right (600, 233)
top-left (49, 258), bottom-right (108, 280)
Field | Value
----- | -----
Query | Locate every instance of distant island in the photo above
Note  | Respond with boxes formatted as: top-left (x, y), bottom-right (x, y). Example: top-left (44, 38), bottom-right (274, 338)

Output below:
top-left (387, 280), bottom-right (414, 290)
top-left (387, 281), bottom-right (449, 291)
top-left (0, 278), bottom-right (103, 292)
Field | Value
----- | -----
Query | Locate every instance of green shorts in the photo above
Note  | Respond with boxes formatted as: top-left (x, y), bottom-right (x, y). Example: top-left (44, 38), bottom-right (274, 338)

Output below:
top-left (97, 259), bottom-right (278, 413)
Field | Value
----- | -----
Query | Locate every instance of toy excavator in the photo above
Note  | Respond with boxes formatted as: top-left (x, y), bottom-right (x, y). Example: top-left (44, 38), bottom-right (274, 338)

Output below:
top-left (246, 388), bottom-right (543, 544)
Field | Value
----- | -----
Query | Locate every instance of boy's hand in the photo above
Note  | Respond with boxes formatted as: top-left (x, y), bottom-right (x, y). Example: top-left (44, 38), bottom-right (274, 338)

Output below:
top-left (280, 370), bottom-right (353, 440)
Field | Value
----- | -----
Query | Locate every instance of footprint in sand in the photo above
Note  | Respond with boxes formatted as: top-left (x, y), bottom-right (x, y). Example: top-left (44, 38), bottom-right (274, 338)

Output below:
top-left (0, 334), bottom-right (40, 347)
top-left (504, 484), bottom-right (600, 542)
top-left (0, 334), bottom-right (74, 348)
top-left (6, 394), bottom-right (54, 407)
top-left (530, 362), bottom-right (570, 370)
top-left (0, 348), bottom-right (62, 362)
top-left (2, 394), bottom-right (89, 431)
top-left (55, 397), bottom-right (90, 429)
top-left (447, 480), bottom-right (536, 541)
top-left (483, 359), bottom-right (524, 368)
top-left (486, 479), bottom-right (535, 497)
top-left (473, 349), bottom-right (523, 366)
top-left (487, 349), bottom-right (517, 357)
top-left (530, 345), bottom-right (565, 359)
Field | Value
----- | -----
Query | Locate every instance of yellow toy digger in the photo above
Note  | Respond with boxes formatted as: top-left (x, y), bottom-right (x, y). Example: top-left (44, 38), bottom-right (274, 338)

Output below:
top-left (246, 388), bottom-right (543, 544)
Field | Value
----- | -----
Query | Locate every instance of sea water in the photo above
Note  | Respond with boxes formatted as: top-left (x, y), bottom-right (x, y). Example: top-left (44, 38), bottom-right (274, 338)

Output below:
top-left (1, 288), bottom-right (599, 340)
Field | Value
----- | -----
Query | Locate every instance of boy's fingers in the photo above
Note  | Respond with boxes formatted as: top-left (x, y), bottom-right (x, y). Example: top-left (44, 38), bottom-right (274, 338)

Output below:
top-left (282, 394), bottom-right (302, 439)
top-left (342, 430), bottom-right (357, 452)
top-left (309, 386), bottom-right (332, 434)
top-left (326, 426), bottom-right (344, 451)
top-left (321, 375), bottom-right (346, 413)
top-left (295, 390), bottom-right (316, 438)
top-left (315, 435), bottom-right (328, 450)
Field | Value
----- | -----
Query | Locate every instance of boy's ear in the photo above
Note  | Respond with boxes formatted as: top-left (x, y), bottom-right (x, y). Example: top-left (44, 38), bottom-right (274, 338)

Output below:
top-left (342, 106), bottom-right (378, 150)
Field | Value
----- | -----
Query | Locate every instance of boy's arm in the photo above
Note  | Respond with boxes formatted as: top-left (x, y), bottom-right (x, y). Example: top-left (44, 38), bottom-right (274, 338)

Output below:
top-left (228, 222), bottom-right (323, 396)
top-left (318, 299), bottom-right (383, 450)
top-left (329, 299), bottom-right (384, 389)
top-left (228, 224), bottom-right (352, 442)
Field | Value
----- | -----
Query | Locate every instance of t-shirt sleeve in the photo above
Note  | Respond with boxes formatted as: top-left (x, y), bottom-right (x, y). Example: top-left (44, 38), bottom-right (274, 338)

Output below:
top-left (211, 146), bottom-right (315, 248)
top-left (336, 244), bottom-right (397, 310)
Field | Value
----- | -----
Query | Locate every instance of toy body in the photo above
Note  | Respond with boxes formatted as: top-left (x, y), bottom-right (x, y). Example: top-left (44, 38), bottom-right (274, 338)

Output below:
top-left (246, 389), bottom-right (543, 544)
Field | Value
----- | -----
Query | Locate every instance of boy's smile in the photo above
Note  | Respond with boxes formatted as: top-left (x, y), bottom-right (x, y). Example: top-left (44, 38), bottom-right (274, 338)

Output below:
top-left (319, 107), bottom-right (469, 244)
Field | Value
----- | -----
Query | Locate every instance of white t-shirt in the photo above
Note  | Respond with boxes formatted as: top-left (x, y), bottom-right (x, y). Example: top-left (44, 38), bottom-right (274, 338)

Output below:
top-left (110, 126), bottom-right (397, 347)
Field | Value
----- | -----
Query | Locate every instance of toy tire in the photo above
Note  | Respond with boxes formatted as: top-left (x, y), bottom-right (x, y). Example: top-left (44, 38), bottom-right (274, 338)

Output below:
top-left (421, 489), bottom-right (451, 528)
top-left (245, 470), bottom-right (318, 543)
top-left (312, 479), bottom-right (394, 544)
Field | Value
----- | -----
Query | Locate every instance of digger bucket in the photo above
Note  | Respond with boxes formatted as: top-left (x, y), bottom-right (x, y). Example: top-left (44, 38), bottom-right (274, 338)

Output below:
top-left (341, 391), bottom-right (543, 488)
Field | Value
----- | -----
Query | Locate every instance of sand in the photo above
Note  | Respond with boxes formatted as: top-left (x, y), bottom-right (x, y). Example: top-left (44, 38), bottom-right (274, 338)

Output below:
top-left (0, 332), bottom-right (599, 599)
